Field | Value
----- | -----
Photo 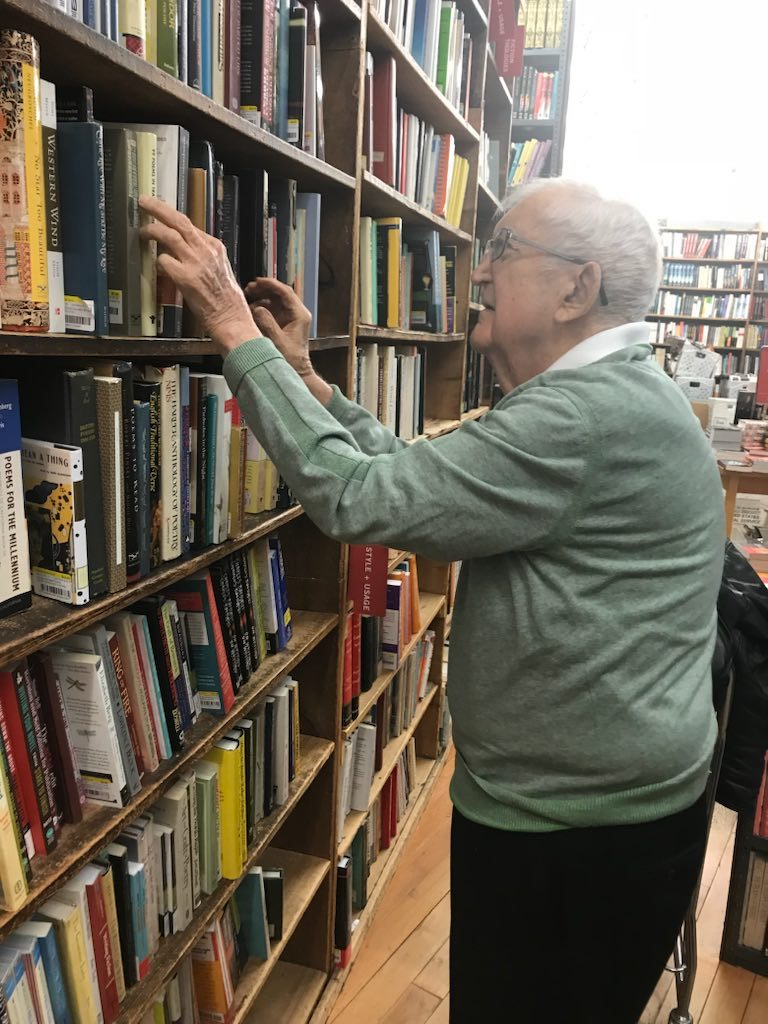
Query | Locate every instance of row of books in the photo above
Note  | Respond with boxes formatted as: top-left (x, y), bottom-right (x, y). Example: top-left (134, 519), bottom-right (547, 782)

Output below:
top-left (366, 54), bottom-right (469, 223)
top-left (660, 230), bottom-right (758, 261)
top-left (524, 0), bottom-right (567, 48)
top-left (652, 292), bottom-right (752, 320)
top-left (55, 0), bottom-right (327, 152)
top-left (359, 219), bottom-right (459, 333)
top-left (335, 737), bottom-right (418, 967)
top-left (0, 366), bottom-right (289, 617)
top-left (0, 537), bottom-right (292, 897)
top-left (661, 263), bottom-right (754, 290)
top-left (0, 701), bottom-right (294, 1021)
top-left (507, 137), bottom-right (552, 186)
top-left (649, 322), bottom-right (749, 349)
top-left (368, 0), bottom-right (473, 116)
top-left (479, 133), bottom-right (502, 197)
top-left (355, 344), bottom-right (426, 442)
top-left (739, 850), bottom-right (768, 955)
top-left (755, 269), bottom-right (768, 293)
top-left (752, 297), bottom-right (768, 321)
top-left (0, 33), bottom-right (322, 337)
top-left (511, 68), bottom-right (559, 120)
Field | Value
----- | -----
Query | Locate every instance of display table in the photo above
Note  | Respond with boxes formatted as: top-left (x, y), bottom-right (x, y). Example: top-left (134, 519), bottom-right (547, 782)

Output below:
top-left (719, 465), bottom-right (768, 534)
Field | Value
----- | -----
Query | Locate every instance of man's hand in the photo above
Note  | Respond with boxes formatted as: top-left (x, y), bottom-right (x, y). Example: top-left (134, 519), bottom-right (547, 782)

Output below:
top-left (245, 277), bottom-right (313, 378)
top-left (139, 196), bottom-right (257, 354)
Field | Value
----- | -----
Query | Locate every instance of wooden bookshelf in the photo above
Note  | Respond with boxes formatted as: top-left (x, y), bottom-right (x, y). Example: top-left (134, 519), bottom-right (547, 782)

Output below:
top-left (343, 591), bottom-right (446, 739)
top-left (721, 815), bottom-right (768, 977)
top-left (0, 0), bottom-right (552, 1016)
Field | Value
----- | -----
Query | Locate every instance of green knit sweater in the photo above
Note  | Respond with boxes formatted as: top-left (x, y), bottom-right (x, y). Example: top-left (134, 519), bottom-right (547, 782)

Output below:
top-left (223, 337), bottom-right (724, 832)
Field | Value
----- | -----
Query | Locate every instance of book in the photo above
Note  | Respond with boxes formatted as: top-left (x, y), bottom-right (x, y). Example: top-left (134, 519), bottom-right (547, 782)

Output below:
top-left (0, 381), bottom-right (31, 620)
top-left (57, 121), bottom-right (109, 335)
top-left (151, 779), bottom-right (194, 934)
top-left (136, 131), bottom-right (158, 337)
top-left (235, 867), bottom-right (270, 960)
top-left (372, 53), bottom-right (397, 188)
top-left (21, 437), bottom-right (89, 606)
top-left (143, 365), bottom-right (182, 561)
top-left (103, 126), bottom-right (142, 336)
top-left (0, 741), bottom-right (27, 912)
top-left (262, 867), bottom-right (283, 940)
top-left (75, 864), bottom-right (120, 1022)
top-left (199, 738), bottom-right (244, 880)
top-left (0, 31), bottom-right (49, 332)
top-left (194, 761), bottom-right (221, 896)
top-left (287, 5), bottom-right (307, 147)
top-left (36, 896), bottom-right (101, 1022)
top-left (94, 376), bottom-right (127, 594)
top-left (40, 79), bottom-right (66, 333)
top-left (14, 920), bottom-right (72, 1024)
top-left (334, 856), bottom-right (352, 968)
top-left (102, 842), bottom-right (136, 987)
top-left (47, 647), bottom-right (129, 806)
top-left (190, 917), bottom-right (235, 1023)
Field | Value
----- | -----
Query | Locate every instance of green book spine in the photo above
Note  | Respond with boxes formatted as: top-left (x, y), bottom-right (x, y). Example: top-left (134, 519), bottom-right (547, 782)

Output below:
top-left (435, 5), bottom-right (452, 93)
top-left (157, 0), bottom-right (180, 76)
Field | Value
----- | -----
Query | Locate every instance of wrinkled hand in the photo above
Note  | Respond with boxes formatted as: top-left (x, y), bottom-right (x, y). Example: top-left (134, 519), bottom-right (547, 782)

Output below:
top-left (245, 277), bottom-right (313, 378)
top-left (139, 196), bottom-right (258, 353)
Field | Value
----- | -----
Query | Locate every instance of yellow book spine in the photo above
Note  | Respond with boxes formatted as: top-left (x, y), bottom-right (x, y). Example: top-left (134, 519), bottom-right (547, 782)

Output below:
top-left (21, 61), bottom-right (48, 311)
top-left (136, 131), bottom-right (158, 337)
top-left (99, 866), bottom-right (126, 1003)
top-left (387, 224), bottom-right (401, 329)
top-left (236, 737), bottom-right (247, 863)
top-left (55, 907), bottom-right (100, 1021)
top-left (247, 546), bottom-right (268, 663)
top-left (291, 682), bottom-right (301, 775)
top-left (145, 0), bottom-right (157, 63)
top-left (0, 749), bottom-right (27, 912)
top-left (207, 746), bottom-right (241, 879)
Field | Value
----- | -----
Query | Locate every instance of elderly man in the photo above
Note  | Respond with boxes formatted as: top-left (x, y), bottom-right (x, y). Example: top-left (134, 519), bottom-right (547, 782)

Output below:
top-left (142, 178), bottom-right (724, 1023)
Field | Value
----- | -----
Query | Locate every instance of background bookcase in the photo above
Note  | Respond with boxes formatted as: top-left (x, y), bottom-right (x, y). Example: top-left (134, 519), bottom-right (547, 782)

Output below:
top-left (0, 0), bottom-right (568, 1018)
top-left (647, 223), bottom-right (768, 375)
top-left (720, 813), bottom-right (768, 977)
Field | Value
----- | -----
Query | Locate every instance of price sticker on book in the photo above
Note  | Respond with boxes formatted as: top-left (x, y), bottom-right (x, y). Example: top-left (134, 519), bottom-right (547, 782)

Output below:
top-left (64, 295), bottom-right (96, 333)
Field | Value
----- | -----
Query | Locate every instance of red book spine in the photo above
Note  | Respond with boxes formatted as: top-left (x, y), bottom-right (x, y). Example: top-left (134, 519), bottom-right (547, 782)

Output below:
top-left (433, 136), bottom-right (451, 218)
top-left (205, 571), bottom-right (236, 711)
top-left (342, 616), bottom-right (353, 727)
top-left (23, 662), bottom-right (63, 835)
top-left (85, 875), bottom-right (120, 1024)
top-left (533, 73), bottom-right (545, 119)
top-left (225, 0), bottom-right (241, 113)
top-left (107, 633), bottom-right (145, 777)
top-left (347, 543), bottom-right (388, 616)
top-left (0, 666), bottom-right (46, 857)
top-left (372, 54), bottom-right (397, 187)
top-left (379, 777), bottom-right (392, 850)
top-left (351, 612), bottom-right (361, 719)
top-left (15, 665), bottom-right (56, 852)
top-left (0, 678), bottom-right (35, 861)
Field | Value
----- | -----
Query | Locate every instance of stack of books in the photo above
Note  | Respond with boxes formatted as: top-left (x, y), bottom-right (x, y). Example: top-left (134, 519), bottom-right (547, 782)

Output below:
top-left (355, 344), bottom-right (426, 441)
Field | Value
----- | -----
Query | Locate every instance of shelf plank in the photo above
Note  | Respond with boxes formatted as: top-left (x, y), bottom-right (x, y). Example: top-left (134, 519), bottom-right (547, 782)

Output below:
top-left (343, 591), bottom-right (446, 740)
top-left (0, 333), bottom-right (351, 356)
top-left (0, 615), bottom-right (338, 937)
top-left (511, 118), bottom-right (555, 130)
top-left (243, 961), bottom-right (328, 1024)
top-left (356, 324), bottom-right (465, 344)
top-left (114, 746), bottom-right (334, 1022)
top-left (387, 549), bottom-right (410, 572)
top-left (366, 10), bottom-right (479, 145)
top-left (361, 171), bottom-right (472, 242)
top-left (646, 314), bottom-right (748, 323)
top-left (657, 287), bottom-right (752, 295)
top-left (338, 683), bottom-right (440, 854)
top-left (416, 416), bottom-right (462, 441)
top-left (0, 506), bottom-right (304, 666)
top-left (662, 256), bottom-right (756, 264)
top-left (230, 851), bottom-right (331, 1023)
top-left (0, 0), bottom-right (356, 192)
top-left (461, 404), bottom-right (489, 422)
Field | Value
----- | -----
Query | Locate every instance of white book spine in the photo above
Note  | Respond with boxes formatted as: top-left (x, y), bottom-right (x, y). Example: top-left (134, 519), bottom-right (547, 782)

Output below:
top-left (350, 722), bottom-right (376, 812)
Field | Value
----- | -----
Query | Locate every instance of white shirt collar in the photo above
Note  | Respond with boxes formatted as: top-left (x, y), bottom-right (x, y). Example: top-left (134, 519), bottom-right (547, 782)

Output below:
top-left (546, 322), bottom-right (651, 373)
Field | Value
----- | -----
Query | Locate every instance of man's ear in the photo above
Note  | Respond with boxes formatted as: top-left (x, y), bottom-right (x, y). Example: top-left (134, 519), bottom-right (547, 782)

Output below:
top-left (555, 261), bottom-right (602, 322)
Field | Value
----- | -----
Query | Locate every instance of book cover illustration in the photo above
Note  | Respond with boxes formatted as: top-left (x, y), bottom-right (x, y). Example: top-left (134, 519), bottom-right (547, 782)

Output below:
top-left (21, 437), bottom-right (89, 605)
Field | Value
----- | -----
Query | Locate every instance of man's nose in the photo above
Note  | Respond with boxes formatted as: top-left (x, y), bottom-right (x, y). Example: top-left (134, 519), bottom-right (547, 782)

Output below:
top-left (471, 256), bottom-right (491, 286)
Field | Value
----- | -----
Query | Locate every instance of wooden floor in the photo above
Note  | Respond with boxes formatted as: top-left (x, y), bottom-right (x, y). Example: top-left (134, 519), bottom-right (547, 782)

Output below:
top-left (329, 750), bottom-right (768, 1024)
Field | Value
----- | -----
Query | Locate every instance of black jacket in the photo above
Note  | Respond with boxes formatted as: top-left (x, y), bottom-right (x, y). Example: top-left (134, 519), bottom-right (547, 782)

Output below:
top-left (715, 541), bottom-right (768, 812)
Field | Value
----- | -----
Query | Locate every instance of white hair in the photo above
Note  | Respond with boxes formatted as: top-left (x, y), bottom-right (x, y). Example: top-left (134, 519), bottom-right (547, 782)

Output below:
top-left (501, 179), bottom-right (662, 327)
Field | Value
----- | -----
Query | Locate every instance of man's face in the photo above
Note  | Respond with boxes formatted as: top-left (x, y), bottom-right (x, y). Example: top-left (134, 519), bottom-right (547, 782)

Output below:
top-left (470, 198), bottom-right (570, 357)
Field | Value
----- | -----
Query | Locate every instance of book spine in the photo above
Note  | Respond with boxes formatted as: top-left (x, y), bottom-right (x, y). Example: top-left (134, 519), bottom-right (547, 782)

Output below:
top-left (40, 80), bottom-right (65, 333)
top-left (14, 668), bottom-right (56, 852)
top-left (0, 734), bottom-right (31, 888)
top-left (187, 0), bottom-right (202, 90)
top-left (0, 746), bottom-right (27, 912)
top-left (134, 401), bottom-right (151, 578)
top-left (108, 633), bottom-right (145, 778)
top-left (0, 31), bottom-right (49, 332)
top-left (180, 366), bottom-right (191, 554)
top-left (225, 0), bottom-right (241, 113)
top-left (119, 0), bottom-right (146, 56)
top-left (0, 697), bottom-right (34, 867)
top-left (23, 664), bottom-right (62, 835)
top-left (157, 0), bottom-right (180, 76)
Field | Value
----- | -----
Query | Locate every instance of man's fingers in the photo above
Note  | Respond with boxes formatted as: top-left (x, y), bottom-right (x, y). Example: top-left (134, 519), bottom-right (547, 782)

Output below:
top-left (251, 305), bottom-right (283, 338)
top-left (141, 220), bottom-right (196, 260)
top-left (245, 276), bottom-right (302, 309)
top-left (157, 251), bottom-right (189, 286)
top-left (139, 195), bottom-right (201, 246)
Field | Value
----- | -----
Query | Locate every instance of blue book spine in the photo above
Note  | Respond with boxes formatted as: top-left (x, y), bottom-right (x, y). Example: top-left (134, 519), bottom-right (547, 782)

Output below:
top-left (98, 0), bottom-right (110, 35)
top-left (0, 379), bottom-right (31, 619)
top-left (82, 0), bottom-right (97, 27)
top-left (110, 0), bottom-right (118, 40)
top-left (201, 0), bottom-right (212, 97)
top-left (167, 581), bottom-right (226, 713)
top-left (134, 400), bottom-right (151, 577)
top-left (128, 863), bottom-right (149, 974)
top-left (411, 0), bottom-right (428, 67)
top-left (269, 537), bottom-right (292, 643)
top-left (35, 929), bottom-right (72, 1024)
top-left (138, 616), bottom-right (173, 758)
top-left (268, 548), bottom-right (288, 650)
top-left (180, 366), bottom-right (191, 555)
top-left (57, 122), bottom-right (110, 335)
top-left (204, 393), bottom-right (218, 546)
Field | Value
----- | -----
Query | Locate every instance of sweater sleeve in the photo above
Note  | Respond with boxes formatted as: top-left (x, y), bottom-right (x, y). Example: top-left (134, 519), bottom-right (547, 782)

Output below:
top-left (326, 386), bottom-right (410, 456)
top-left (224, 338), bottom-right (593, 561)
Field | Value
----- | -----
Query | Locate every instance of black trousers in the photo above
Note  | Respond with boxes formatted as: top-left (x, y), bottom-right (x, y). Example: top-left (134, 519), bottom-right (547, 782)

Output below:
top-left (449, 794), bottom-right (708, 1024)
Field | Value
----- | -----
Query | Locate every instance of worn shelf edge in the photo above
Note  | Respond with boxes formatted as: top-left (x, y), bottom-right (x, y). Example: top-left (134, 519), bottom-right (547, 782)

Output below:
top-left (362, 171), bottom-right (472, 242)
top-left (356, 325), bottom-right (465, 343)
top-left (114, 744), bottom-right (335, 1021)
top-left (0, 620), bottom-right (337, 937)
top-left (0, 333), bottom-right (351, 356)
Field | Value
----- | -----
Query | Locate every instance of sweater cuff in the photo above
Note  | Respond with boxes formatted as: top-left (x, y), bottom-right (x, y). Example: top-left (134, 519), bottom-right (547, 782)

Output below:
top-left (222, 336), bottom-right (283, 392)
top-left (327, 384), bottom-right (354, 422)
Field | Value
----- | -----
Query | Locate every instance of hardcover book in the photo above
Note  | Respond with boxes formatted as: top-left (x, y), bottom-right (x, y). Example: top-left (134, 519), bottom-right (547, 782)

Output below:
top-left (0, 380), bottom-right (31, 620)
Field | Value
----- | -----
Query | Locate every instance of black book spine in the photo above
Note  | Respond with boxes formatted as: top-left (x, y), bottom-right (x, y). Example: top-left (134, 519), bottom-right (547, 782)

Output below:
top-left (238, 548), bottom-right (261, 672)
top-left (107, 849), bottom-right (137, 986)
top-left (209, 563), bottom-right (244, 691)
top-left (188, 0), bottom-right (202, 89)
top-left (287, 7), bottom-right (307, 148)
top-left (192, 379), bottom-right (208, 550)
top-left (375, 223), bottom-right (388, 327)
top-left (334, 857), bottom-right (352, 952)
top-left (227, 553), bottom-right (253, 682)
top-left (239, 0), bottom-right (262, 120)
top-left (221, 175), bottom-right (240, 281)
top-left (113, 361), bottom-right (141, 580)
top-left (133, 600), bottom-right (185, 752)
top-left (133, 381), bottom-right (161, 570)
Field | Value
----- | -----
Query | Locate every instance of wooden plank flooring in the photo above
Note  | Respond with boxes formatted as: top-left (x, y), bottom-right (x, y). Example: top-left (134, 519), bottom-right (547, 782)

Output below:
top-left (330, 750), bottom-right (768, 1024)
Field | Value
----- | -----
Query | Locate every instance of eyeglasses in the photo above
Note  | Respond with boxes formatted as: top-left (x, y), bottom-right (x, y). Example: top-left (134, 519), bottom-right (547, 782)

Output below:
top-left (483, 227), bottom-right (608, 306)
